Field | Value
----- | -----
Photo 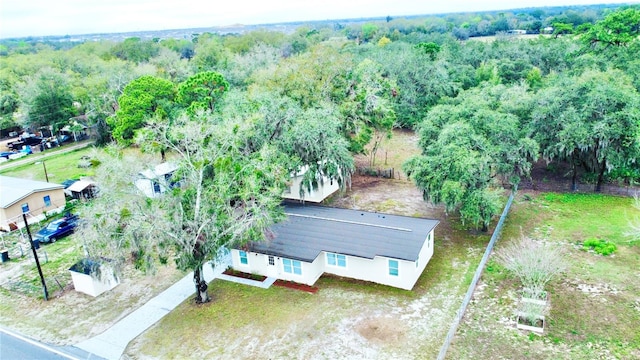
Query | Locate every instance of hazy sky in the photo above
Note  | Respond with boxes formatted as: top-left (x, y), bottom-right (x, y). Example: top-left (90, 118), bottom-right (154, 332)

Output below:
top-left (0, 0), bottom-right (633, 38)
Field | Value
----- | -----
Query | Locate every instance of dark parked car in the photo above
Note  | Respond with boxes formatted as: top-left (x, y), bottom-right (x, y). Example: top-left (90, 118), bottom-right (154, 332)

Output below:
top-left (34, 214), bottom-right (79, 243)
top-left (8, 135), bottom-right (44, 150)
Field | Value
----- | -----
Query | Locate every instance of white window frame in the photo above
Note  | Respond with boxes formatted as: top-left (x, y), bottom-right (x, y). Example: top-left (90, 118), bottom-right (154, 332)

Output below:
top-left (388, 259), bottom-right (399, 277)
top-left (326, 252), bottom-right (347, 268)
top-left (283, 258), bottom-right (302, 276)
top-left (239, 250), bottom-right (248, 265)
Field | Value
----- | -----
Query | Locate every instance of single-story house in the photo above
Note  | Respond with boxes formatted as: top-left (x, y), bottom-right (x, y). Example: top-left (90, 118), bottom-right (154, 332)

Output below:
top-left (231, 203), bottom-right (439, 290)
top-left (134, 162), bottom-right (178, 198)
top-left (282, 165), bottom-right (340, 203)
top-left (0, 176), bottom-right (66, 231)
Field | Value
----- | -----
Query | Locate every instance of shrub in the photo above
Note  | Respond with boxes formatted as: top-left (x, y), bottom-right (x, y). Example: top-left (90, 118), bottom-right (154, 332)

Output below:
top-left (582, 238), bottom-right (617, 256)
top-left (495, 236), bottom-right (567, 297)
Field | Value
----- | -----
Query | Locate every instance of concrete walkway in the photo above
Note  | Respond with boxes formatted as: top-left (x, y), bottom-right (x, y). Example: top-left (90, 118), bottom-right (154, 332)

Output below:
top-left (75, 254), bottom-right (277, 360)
top-left (217, 273), bottom-right (277, 289)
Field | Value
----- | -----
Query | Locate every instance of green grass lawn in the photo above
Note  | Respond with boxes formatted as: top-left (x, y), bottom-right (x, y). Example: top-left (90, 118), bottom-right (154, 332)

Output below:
top-left (448, 191), bottom-right (640, 360)
top-left (0, 146), bottom-right (96, 182)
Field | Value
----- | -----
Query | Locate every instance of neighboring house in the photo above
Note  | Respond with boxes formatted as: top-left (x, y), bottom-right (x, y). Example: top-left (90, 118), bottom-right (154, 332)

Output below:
top-left (0, 176), bottom-right (66, 231)
top-left (62, 117), bottom-right (89, 142)
top-left (282, 165), bottom-right (340, 203)
top-left (231, 203), bottom-right (439, 290)
top-left (134, 162), bottom-right (178, 198)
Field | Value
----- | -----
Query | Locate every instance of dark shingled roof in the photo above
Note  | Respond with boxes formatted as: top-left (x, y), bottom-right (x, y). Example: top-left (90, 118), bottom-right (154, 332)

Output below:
top-left (248, 203), bottom-right (439, 263)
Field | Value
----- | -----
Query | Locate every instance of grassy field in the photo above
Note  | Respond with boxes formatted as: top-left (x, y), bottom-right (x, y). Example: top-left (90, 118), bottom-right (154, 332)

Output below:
top-left (0, 146), bottom-right (96, 182)
top-left (447, 191), bottom-right (640, 360)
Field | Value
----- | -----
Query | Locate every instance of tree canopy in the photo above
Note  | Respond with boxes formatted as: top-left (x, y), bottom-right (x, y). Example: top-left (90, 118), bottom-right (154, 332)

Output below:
top-left (405, 84), bottom-right (538, 230)
top-left (531, 69), bottom-right (640, 191)
top-left (82, 112), bottom-right (288, 303)
top-left (17, 67), bottom-right (76, 132)
top-left (177, 71), bottom-right (229, 114)
top-left (110, 75), bottom-right (175, 144)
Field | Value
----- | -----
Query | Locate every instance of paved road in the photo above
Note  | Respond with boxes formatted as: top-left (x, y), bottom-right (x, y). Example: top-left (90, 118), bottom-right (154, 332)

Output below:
top-left (0, 141), bottom-right (94, 172)
top-left (0, 327), bottom-right (83, 360)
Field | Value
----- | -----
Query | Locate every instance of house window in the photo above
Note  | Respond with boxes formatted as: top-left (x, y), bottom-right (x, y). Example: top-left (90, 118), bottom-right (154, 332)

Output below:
top-left (326, 253), bottom-right (346, 267)
top-left (152, 181), bottom-right (161, 194)
top-left (389, 259), bottom-right (399, 277)
top-left (283, 258), bottom-right (302, 275)
top-left (239, 250), bottom-right (248, 265)
top-left (21, 203), bottom-right (30, 214)
top-left (268, 256), bottom-right (275, 266)
top-left (43, 195), bottom-right (51, 207)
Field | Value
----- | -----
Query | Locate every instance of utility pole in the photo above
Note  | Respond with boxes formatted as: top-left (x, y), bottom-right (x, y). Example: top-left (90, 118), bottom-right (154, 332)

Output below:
top-left (42, 161), bottom-right (49, 183)
top-left (22, 213), bottom-right (48, 301)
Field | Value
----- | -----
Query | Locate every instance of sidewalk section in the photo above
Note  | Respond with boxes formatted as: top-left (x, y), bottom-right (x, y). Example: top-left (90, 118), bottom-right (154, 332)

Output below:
top-left (76, 256), bottom-right (226, 360)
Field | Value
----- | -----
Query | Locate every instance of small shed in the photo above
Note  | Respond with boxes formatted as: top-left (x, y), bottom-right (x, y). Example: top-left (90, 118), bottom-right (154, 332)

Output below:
top-left (66, 179), bottom-right (97, 200)
top-left (281, 164), bottom-right (340, 203)
top-left (69, 259), bottom-right (119, 297)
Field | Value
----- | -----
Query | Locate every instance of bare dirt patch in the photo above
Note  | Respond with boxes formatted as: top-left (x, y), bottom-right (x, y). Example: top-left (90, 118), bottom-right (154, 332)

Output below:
top-left (356, 316), bottom-right (408, 345)
top-left (332, 175), bottom-right (437, 218)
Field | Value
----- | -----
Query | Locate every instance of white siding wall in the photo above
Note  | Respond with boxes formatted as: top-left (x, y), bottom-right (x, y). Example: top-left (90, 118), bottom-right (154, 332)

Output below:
top-left (134, 178), bottom-right (174, 198)
top-left (69, 268), bottom-right (119, 297)
top-left (282, 174), bottom-right (339, 203)
top-left (134, 178), bottom-right (158, 198)
top-left (323, 253), bottom-right (418, 290)
top-left (413, 230), bottom-right (435, 282)
top-left (230, 249), bottom-right (324, 286)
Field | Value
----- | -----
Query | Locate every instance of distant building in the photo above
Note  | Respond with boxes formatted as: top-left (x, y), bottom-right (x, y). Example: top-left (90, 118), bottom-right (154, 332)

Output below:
top-left (542, 27), bottom-right (554, 34)
top-left (0, 176), bottom-right (65, 231)
top-left (507, 29), bottom-right (527, 35)
top-left (134, 162), bottom-right (179, 198)
top-left (281, 165), bottom-right (340, 203)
